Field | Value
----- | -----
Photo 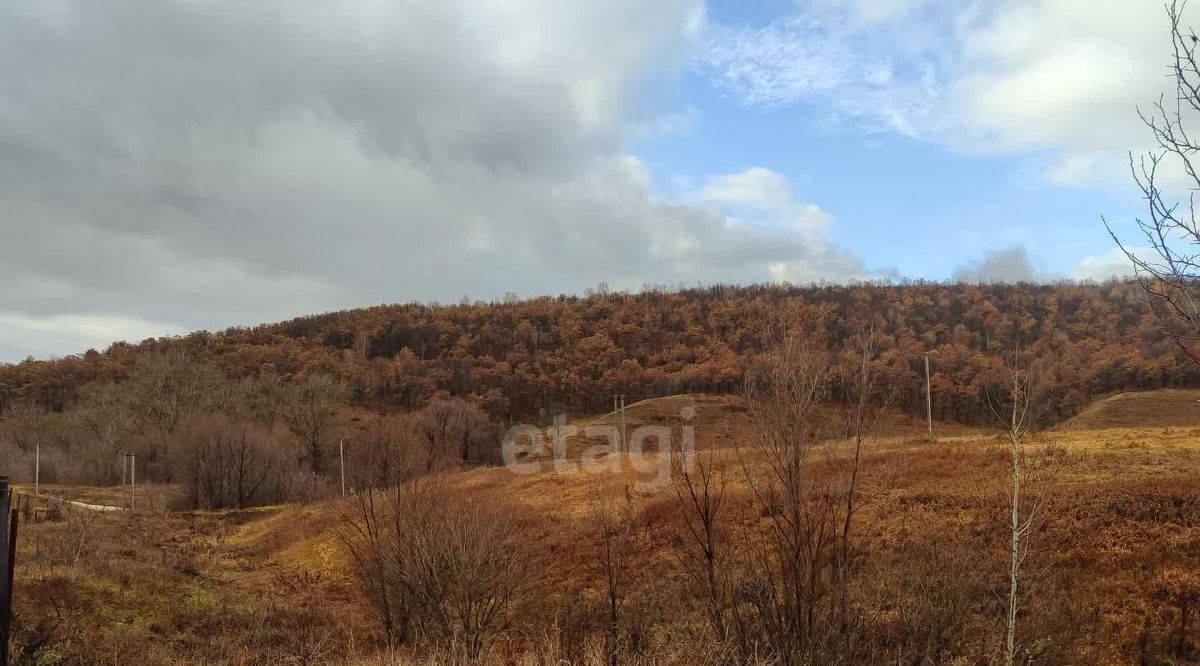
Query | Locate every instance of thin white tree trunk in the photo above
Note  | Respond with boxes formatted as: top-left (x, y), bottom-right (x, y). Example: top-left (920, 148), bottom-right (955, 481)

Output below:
top-left (1006, 431), bottom-right (1020, 666)
top-left (1005, 377), bottom-right (1022, 666)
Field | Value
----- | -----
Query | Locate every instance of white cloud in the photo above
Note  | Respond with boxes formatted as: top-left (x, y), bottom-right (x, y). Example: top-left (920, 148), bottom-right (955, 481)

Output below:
top-left (851, 0), bottom-right (932, 23)
top-left (700, 167), bottom-right (793, 207)
top-left (698, 1), bottom-right (955, 138)
top-left (696, 167), bottom-right (838, 247)
top-left (954, 0), bottom-right (1172, 182)
top-left (1073, 247), bottom-right (1146, 281)
top-left (625, 105), bottom-right (700, 142)
top-left (699, 0), bottom-right (1193, 185)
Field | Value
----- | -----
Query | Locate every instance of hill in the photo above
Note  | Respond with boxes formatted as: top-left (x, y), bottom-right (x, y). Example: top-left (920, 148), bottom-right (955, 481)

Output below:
top-left (2, 281), bottom-right (1196, 428)
top-left (1062, 389), bottom-right (1200, 430)
top-left (574, 393), bottom-right (982, 449)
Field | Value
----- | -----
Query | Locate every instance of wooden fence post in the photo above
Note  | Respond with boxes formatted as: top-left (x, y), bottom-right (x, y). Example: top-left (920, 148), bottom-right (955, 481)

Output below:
top-left (0, 475), bottom-right (14, 665)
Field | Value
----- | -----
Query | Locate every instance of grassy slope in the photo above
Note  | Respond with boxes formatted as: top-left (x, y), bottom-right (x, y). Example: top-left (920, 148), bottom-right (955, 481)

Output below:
top-left (12, 390), bottom-right (1200, 663)
top-left (1061, 388), bottom-right (1200, 430)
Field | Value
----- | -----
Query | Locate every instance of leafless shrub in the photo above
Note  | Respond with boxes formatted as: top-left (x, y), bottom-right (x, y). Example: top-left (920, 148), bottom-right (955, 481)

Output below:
top-left (347, 414), bottom-right (424, 492)
top-left (668, 441), bottom-right (745, 656)
top-left (739, 335), bottom-right (842, 662)
top-left (339, 486), bottom-right (412, 647)
top-left (275, 465), bottom-right (324, 504)
top-left (32, 502), bottom-right (106, 568)
top-left (590, 485), bottom-right (635, 666)
top-left (271, 571), bottom-right (338, 665)
top-left (338, 476), bottom-right (530, 660)
top-left (64, 505), bottom-right (102, 566)
top-left (883, 542), bottom-right (985, 665)
top-left (406, 488), bottom-right (529, 658)
top-left (417, 396), bottom-right (492, 469)
top-left (176, 414), bottom-right (285, 509)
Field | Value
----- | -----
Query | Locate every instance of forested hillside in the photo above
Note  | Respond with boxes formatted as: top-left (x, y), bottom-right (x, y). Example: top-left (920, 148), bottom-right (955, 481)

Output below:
top-left (0, 281), bottom-right (1190, 425)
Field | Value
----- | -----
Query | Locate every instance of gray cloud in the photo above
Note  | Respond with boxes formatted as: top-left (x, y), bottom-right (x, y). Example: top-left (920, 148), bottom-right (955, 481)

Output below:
top-left (952, 245), bottom-right (1041, 283)
top-left (0, 0), bottom-right (873, 361)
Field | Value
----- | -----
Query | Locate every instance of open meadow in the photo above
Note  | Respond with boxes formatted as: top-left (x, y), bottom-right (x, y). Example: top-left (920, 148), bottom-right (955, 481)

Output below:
top-left (10, 390), bottom-right (1200, 665)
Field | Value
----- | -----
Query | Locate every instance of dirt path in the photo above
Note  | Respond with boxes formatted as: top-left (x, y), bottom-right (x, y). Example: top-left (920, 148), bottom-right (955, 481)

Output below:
top-left (25, 493), bottom-right (126, 513)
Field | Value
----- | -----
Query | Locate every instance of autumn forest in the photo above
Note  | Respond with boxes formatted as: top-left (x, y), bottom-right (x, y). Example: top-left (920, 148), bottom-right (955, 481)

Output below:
top-left (2, 280), bottom-right (1187, 430)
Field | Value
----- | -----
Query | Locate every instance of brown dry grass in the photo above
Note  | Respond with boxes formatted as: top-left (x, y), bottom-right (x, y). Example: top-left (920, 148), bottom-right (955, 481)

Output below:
top-left (11, 392), bottom-right (1200, 664)
top-left (558, 393), bottom-right (982, 459)
top-left (13, 482), bottom-right (186, 511)
top-left (13, 499), bottom-right (385, 665)
top-left (1061, 388), bottom-right (1200, 430)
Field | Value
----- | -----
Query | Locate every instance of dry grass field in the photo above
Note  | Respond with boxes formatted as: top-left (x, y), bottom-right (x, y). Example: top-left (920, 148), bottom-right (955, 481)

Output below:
top-left (9, 391), bottom-right (1200, 664)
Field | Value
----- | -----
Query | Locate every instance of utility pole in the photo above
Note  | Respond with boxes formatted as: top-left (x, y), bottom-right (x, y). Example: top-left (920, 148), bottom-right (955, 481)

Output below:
top-left (619, 394), bottom-right (627, 454)
top-left (126, 453), bottom-right (136, 513)
top-left (34, 443), bottom-right (39, 497)
top-left (0, 475), bottom-right (12, 666)
top-left (925, 352), bottom-right (933, 438)
top-left (339, 437), bottom-right (346, 499)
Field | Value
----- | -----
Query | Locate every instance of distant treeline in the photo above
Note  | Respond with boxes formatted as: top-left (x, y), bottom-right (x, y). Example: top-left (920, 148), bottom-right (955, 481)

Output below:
top-left (0, 280), bottom-right (1192, 425)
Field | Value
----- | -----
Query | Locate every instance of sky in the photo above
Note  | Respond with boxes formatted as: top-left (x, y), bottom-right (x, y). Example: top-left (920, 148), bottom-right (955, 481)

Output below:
top-left (0, 0), bottom-right (1184, 361)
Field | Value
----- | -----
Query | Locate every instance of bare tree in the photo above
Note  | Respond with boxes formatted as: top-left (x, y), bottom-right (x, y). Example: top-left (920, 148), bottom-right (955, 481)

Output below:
top-left (3, 399), bottom-right (51, 455)
top-left (831, 328), bottom-right (894, 650)
top-left (124, 351), bottom-right (223, 477)
top-left (669, 439), bottom-right (741, 653)
top-left (78, 383), bottom-right (135, 485)
top-left (740, 335), bottom-right (838, 662)
top-left (1109, 1), bottom-right (1200, 364)
top-left (590, 486), bottom-right (635, 666)
top-left (179, 414), bottom-right (280, 509)
top-left (282, 374), bottom-right (344, 475)
top-left (986, 352), bottom-right (1057, 666)
top-left (338, 476), bottom-right (529, 659)
top-left (237, 369), bottom-right (288, 434)
top-left (417, 396), bottom-right (491, 469)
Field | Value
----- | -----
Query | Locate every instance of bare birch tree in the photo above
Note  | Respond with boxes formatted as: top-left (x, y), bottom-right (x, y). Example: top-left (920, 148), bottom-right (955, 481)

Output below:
top-left (986, 353), bottom-right (1057, 666)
